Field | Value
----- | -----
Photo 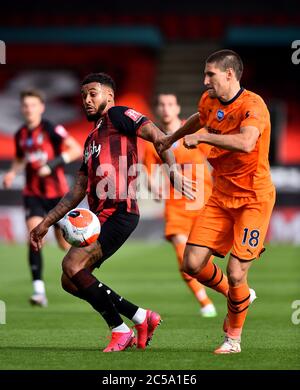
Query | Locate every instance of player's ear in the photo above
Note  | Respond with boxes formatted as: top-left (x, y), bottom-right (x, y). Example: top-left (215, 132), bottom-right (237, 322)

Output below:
top-left (176, 104), bottom-right (181, 116)
top-left (226, 68), bottom-right (235, 81)
top-left (107, 88), bottom-right (114, 103)
top-left (40, 102), bottom-right (46, 114)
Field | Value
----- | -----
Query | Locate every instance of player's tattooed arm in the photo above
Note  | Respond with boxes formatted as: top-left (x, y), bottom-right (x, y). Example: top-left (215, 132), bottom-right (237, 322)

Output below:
top-left (155, 113), bottom-right (201, 153)
top-left (44, 172), bottom-right (87, 226)
top-left (30, 172), bottom-right (88, 251)
top-left (138, 121), bottom-right (176, 167)
top-left (3, 158), bottom-right (25, 189)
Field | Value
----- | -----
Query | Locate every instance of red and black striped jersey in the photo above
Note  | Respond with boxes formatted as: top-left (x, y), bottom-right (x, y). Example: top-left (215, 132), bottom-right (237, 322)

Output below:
top-left (79, 106), bottom-right (150, 216)
top-left (14, 119), bottom-right (69, 198)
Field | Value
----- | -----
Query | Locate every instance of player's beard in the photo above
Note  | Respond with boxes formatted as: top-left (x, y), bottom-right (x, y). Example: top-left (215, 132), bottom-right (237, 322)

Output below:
top-left (85, 101), bottom-right (107, 122)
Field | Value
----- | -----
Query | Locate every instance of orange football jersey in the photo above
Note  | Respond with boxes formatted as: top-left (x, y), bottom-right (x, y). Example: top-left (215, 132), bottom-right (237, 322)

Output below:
top-left (198, 89), bottom-right (274, 197)
top-left (143, 138), bottom-right (212, 212)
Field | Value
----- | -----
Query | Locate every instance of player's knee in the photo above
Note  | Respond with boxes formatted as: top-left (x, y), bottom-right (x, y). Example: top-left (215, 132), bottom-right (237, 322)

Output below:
top-left (227, 269), bottom-right (245, 286)
top-left (61, 273), bottom-right (70, 292)
top-left (182, 262), bottom-right (198, 275)
top-left (181, 247), bottom-right (207, 275)
top-left (61, 273), bottom-right (77, 295)
top-left (62, 256), bottom-right (81, 279)
top-left (182, 254), bottom-right (200, 275)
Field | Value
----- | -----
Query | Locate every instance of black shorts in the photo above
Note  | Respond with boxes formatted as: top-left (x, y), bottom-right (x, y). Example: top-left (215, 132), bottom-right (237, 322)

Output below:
top-left (96, 202), bottom-right (140, 267)
top-left (24, 195), bottom-right (61, 220)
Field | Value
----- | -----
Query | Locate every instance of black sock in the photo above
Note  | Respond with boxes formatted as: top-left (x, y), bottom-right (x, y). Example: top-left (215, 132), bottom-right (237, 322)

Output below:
top-left (68, 282), bottom-right (139, 319)
top-left (29, 246), bottom-right (43, 280)
top-left (100, 283), bottom-right (139, 320)
top-left (71, 269), bottom-right (123, 329)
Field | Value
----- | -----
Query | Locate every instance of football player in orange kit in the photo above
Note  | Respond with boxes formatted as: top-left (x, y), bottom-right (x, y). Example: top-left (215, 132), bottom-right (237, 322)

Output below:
top-left (143, 93), bottom-right (217, 317)
top-left (157, 50), bottom-right (274, 354)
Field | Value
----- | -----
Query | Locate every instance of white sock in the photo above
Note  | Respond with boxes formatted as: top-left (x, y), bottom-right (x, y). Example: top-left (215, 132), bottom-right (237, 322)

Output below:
top-left (196, 288), bottom-right (208, 302)
top-left (33, 280), bottom-right (45, 295)
top-left (112, 322), bottom-right (131, 333)
top-left (132, 308), bottom-right (147, 325)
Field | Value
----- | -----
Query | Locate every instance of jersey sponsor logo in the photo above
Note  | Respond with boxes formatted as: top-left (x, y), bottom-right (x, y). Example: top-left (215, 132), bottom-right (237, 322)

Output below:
top-left (124, 109), bottom-right (143, 122)
top-left (54, 125), bottom-right (68, 138)
top-left (216, 109), bottom-right (225, 121)
top-left (84, 140), bottom-right (101, 163)
top-left (25, 150), bottom-right (48, 165)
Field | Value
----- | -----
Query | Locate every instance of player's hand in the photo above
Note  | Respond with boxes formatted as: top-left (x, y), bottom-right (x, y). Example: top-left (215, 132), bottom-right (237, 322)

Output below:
top-left (170, 170), bottom-right (197, 200)
top-left (38, 165), bottom-right (52, 177)
top-left (155, 135), bottom-right (173, 154)
top-left (184, 134), bottom-right (200, 149)
top-left (3, 171), bottom-right (16, 189)
top-left (30, 222), bottom-right (49, 251)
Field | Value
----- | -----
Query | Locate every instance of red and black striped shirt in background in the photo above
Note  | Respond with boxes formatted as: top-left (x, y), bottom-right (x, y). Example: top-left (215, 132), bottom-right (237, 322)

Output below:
top-left (79, 106), bottom-right (150, 220)
top-left (14, 120), bottom-right (69, 198)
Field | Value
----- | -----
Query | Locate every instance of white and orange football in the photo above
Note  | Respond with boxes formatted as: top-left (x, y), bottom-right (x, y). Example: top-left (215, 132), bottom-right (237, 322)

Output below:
top-left (59, 208), bottom-right (100, 247)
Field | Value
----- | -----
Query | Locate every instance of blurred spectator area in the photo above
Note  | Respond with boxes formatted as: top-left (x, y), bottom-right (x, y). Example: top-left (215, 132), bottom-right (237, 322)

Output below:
top-left (0, 0), bottom-right (299, 39)
top-left (0, 0), bottom-right (299, 164)
top-left (0, 40), bottom-right (159, 157)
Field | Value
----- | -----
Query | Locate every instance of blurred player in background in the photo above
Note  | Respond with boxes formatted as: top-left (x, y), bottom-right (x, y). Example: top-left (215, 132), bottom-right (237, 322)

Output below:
top-left (3, 89), bottom-right (82, 307)
top-left (30, 73), bottom-right (195, 352)
top-left (143, 93), bottom-right (217, 317)
top-left (157, 49), bottom-right (273, 354)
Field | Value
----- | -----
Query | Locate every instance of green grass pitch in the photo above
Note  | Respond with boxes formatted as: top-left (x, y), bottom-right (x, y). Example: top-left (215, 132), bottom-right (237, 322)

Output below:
top-left (0, 242), bottom-right (299, 370)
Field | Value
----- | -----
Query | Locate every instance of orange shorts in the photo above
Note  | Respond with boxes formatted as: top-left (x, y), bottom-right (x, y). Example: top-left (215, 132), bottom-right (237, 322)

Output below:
top-left (187, 189), bottom-right (276, 261)
top-left (165, 205), bottom-right (198, 240)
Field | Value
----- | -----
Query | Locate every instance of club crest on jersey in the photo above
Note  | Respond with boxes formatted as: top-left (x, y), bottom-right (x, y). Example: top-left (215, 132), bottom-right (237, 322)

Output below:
top-left (171, 141), bottom-right (179, 149)
top-left (84, 141), bottom-right (101, 163)
top-left (216, 109), bottom-right (225, 121)
top-left (26, 138), bottom-right (34, 147)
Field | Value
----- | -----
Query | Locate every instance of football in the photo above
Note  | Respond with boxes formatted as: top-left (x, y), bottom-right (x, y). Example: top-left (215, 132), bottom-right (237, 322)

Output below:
top-left (59, 208), bottom-right (101, 247)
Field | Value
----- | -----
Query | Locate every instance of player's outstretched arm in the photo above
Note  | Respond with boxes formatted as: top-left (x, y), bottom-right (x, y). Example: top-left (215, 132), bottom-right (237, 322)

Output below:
top-left (3, 158), bottom-right (25, 189)
top-left (38, 135), bottom-right (82, 177)
top-left (184, 126), bottom-right (260, 153)
top-left (139, 122), bottom-right (196, 200)
top-left (30, 172), bottom-right (87, 251)
top-left (156, 113), bottom-right (201, 153)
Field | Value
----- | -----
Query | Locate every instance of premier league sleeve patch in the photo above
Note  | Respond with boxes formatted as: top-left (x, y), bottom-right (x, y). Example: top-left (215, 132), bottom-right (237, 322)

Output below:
top-left (124, 109), bottom-right (144, 123)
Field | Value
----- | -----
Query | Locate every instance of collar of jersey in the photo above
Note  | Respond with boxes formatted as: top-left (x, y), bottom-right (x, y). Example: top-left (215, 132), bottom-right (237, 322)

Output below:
top-left (95, 118), bottom-right (104, 129)
top-left (217, 87), bottom-right (244, 106)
